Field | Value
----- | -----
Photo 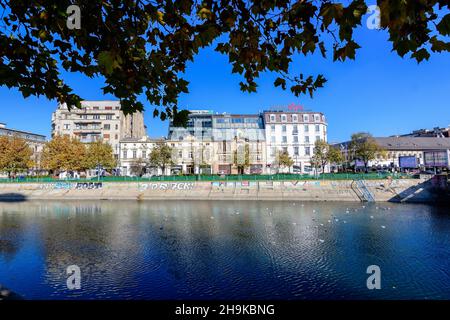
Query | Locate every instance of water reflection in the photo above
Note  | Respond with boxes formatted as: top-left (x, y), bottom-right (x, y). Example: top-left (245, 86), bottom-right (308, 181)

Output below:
top-left (0, 200), bottom-right (449, 300)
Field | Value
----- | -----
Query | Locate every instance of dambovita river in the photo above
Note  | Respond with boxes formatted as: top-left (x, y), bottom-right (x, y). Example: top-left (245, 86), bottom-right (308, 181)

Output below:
top-left (0, 200), bottom-right (449, 300)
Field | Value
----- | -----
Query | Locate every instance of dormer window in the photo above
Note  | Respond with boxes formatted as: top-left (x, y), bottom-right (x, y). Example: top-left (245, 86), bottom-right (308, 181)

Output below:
top-left (281, 114), bottom-right (287, 122)
top-left (270, 114), bottom-right (276, 122)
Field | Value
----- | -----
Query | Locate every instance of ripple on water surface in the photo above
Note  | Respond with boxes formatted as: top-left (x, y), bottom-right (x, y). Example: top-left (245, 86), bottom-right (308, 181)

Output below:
top-left (0, 201), bottom-right (449, 300)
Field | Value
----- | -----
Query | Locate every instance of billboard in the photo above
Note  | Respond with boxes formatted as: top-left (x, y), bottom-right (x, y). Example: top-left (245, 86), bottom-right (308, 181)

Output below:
top-left (424, 151), bottom-right (449, 167)
top-left (399, 156), bottom-right (418, 168)
top-left (355, 160), bottom-right (365, 168)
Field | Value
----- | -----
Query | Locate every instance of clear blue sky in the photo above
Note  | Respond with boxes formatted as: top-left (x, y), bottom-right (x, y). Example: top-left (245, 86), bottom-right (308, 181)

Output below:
top-left (1, 22), bottom-right (449, 143)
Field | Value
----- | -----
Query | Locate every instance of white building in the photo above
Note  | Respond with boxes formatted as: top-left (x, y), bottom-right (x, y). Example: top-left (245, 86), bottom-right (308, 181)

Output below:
top-left (335, 137), bottom-right (450, 171)
top-left (262, 111), bottom-right (328, 174)
top-left (51, 101), bottom-right (146, 159)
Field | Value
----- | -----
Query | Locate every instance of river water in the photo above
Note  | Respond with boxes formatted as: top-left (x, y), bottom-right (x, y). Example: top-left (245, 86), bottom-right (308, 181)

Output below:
top-left (0, 200), bottom-right (449, 300)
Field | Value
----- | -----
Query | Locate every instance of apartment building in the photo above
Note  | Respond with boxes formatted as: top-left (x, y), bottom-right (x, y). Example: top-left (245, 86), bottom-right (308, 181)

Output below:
top-left (0, 122), bottom-right (46, 170)
top-left (51, 101), bottom-right (146, 158)
top-left (262, 111), bottom-right (328, 174)
top-left (168, 111), bottom-right (266, 174)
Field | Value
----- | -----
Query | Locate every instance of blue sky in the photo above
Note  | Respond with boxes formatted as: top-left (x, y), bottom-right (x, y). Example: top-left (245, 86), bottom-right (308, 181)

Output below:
top-left (1, 18), bottom-right (449, 143)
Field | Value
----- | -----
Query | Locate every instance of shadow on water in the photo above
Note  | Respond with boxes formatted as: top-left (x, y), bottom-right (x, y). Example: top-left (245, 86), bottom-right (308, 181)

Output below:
top-left (0, 193), bottom-right (28, 202)
top-left (0, 284), bottom-right (23, 300)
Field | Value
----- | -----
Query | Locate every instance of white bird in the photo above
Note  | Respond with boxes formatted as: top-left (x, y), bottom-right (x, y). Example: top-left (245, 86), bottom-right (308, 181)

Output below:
top-left (381, 225), bottom-right (386, 229)
top-left (370, 216), bottom-right (374, 219)
top-left (319, 239), bottom-right (325, 243)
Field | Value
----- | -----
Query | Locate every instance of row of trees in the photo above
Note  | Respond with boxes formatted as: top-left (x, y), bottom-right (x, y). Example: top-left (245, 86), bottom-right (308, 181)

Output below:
top-left (41, 136), bottom-right (116, 173)
top-left (0, 136), bottom-right (34, 177)
top-left (310, 133), bottom-right (387, 173)
top-left (0, 135), bottom-right (116, 177)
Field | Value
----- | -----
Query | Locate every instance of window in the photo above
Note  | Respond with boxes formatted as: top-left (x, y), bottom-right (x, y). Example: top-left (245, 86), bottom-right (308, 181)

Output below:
top-left (316, 136), bottom-right (321, 141)
top-left (304, 125), bottom-right (309, 132)
top-left (132, 150), bottom-right (137, 159)
top-left (315, 125), bottom-right (320, 132)
top-left (282, 147), bottom-right (288, 153)
top-left (178, 151), bottom-right (182, 158)
top-left (106, 115), bottom-right (113, 120)
top-left (270, 114), bottom-right (276, 122)
top-left (305, 147), bottom-right (311, 156)
top-left (104, 124), bottom-right (110, 130)
top-left (63, 124), bottom-right (70, 130)
top-left (189, 151), bottom-right (193, 159)
top-left (303, 114), bottom-right (309, 122)
top-left (294, 147), bottom-right (299, 155)
top-left (271, 136), bottom-right (276, 143)
top-left (122, 150), bottom-right (127, 159)
top-left (93, 115), bottom-right (100, 120)
top-left (305, 136), bottom-right (310, 143)
top-left (142, 151), bottom-right (146, 159)
top-left (103, 134), bottom-right (110, 140)
top-left (115, 124), bottom-right (119, 130)
top-left (282, 125), bottom-right (287, 132)
top-left (293, 136), bottom-right (299, 143)
top-left (271, 125), bottom-right (275, 131)
top-left (293, 125), bottom-right (298, 134)
top-left (115, 134), bottom-right (118, 140)
top-left (315, 114), bottom-right (320, 122)
top-left (270, 147), bottom-right (276, 157)
top-left (281, 114), bottom-right (287, 122)
top-left (105, 106), bottom-right (112, 110)
top-left (93, 107), bottom-right (99, 110)
top-left (292, 114), bottom-right (298, 122)
top-left (282, 136), bottom-right (287, 143)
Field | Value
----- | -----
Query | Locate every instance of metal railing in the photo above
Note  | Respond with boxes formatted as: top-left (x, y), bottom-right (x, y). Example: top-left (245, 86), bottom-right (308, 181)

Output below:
top-left (355, 180), bottom-right (375, 202)
top-left (0, 172), bottom-right (415, 184)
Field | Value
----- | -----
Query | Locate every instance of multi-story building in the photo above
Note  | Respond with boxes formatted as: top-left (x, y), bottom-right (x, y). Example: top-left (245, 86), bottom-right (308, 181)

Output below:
top-left (52, 101), bottom-right (146, 159)
top-left (168, 110), bottom-right (266, 174)
top-left (262, 110), bottom-right (328, 173)
top-left (335, 137), bottom-right (450, 170)
top-left (119, 136), bottom-right (163, 176)
top-left (0, 122), bottom-right (46, 170)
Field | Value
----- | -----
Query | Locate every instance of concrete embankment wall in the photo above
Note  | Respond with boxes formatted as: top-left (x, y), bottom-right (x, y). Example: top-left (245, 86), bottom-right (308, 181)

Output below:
top-left (0, 178), bottom-right (442, 203)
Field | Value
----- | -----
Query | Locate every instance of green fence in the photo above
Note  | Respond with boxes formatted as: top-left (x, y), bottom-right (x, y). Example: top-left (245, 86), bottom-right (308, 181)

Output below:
top-left (0, 172), bottom-right (415, 184)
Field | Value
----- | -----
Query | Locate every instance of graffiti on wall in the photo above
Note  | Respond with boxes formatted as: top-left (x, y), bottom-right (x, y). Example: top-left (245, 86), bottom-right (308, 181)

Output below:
top-left (139, 182), bottom-right (195, 191)
top-left (39, 182), bottom-right (74, 190)
top-left (75, 182), bottom-right (103, 190)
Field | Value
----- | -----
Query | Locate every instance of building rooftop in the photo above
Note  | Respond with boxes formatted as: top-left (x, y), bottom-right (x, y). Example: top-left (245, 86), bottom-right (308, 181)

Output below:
top-left (374, 137), bottom-right (450, 151)
top-left (0, 123), bottom-right (46, 141)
